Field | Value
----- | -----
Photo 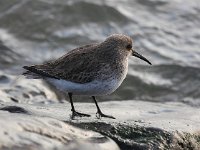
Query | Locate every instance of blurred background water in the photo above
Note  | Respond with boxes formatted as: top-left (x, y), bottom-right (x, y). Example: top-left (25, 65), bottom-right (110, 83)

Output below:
top-left (0, 0), bottom-right (200, 105)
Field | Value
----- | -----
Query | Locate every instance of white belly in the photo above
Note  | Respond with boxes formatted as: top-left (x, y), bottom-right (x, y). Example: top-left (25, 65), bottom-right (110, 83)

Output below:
top-left (46, 77), bottom-right (124, 96)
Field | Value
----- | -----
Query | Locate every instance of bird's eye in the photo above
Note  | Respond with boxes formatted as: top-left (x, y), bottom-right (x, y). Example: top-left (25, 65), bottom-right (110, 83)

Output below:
top-left (126, 44), bottom-right (132, 50)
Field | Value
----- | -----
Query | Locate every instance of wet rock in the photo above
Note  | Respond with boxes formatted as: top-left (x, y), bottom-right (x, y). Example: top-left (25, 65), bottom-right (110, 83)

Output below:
top-left (67, 101), bottom-right (200, 150)
top-left (0, 100), bottom-right (199, 150)
top-left (0, 106), bottom-right (29, 114)
top-left (0, 71), bottom-right (58, 104)
top-left (0, 105), bottom-right (119, 150)
top-left (0, 75), bottom-right (10, 84)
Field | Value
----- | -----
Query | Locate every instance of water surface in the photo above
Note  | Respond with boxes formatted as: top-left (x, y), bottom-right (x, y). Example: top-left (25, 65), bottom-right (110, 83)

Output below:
top-left (0, 0), bottom-right (200, 106)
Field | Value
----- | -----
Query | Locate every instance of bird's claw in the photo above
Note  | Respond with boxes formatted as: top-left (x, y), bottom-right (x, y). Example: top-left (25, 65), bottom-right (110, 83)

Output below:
top-left (71, 110), bottom-right (91, 119)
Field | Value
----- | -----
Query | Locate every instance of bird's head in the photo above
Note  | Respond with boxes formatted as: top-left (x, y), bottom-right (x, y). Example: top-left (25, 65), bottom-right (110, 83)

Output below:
top-left (104, 34), bottom-right (152, 65)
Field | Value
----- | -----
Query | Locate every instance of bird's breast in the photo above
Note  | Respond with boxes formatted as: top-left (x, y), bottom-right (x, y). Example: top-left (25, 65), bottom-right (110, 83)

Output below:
top-left (100, 59), bottom-right (128, 94)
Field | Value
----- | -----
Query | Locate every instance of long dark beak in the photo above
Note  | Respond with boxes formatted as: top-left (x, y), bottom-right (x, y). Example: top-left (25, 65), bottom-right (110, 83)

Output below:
top-left (132, 50), bottom-right (152, 65)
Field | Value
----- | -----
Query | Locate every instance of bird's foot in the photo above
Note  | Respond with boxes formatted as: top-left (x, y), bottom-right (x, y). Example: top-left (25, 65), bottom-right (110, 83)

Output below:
top-left (71, 110), bottom-right (91, 119)
top-left (96, 110), bottom-right (115, 119)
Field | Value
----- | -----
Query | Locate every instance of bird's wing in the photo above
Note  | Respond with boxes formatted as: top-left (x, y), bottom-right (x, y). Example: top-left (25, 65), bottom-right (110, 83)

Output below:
top-left (23, 44), bottom-right (110, 83)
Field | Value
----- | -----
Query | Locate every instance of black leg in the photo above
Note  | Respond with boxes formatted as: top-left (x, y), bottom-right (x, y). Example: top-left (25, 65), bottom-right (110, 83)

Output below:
top-left (92, 96), bottom-right (115, 119)
top-left (68, 93), bottom-right (75, 112)
top-left (68, 93), bottom-right (90, 119)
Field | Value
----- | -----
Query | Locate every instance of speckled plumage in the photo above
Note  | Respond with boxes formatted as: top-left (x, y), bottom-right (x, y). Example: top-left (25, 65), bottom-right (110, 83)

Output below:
top-left (23, 34), bottom-right (133, 96)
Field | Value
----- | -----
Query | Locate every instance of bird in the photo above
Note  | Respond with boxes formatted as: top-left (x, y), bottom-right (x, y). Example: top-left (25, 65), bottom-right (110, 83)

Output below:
top-left (23, 34), bottom-right (151, 119)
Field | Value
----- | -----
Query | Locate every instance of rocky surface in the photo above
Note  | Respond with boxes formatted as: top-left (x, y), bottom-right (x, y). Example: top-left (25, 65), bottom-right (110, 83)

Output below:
top-left (0, 100), bottom-right (199, 150)
top-left (0, 104), bottom-right (119, 150)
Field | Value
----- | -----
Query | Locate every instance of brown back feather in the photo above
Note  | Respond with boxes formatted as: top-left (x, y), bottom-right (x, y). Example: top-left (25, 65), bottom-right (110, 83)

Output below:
top-left (23, 43), bottom-right (112, 83)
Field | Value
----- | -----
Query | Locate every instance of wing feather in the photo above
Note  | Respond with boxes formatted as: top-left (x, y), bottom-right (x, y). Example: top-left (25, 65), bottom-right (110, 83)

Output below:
top-left (23, 43), bottom-right (110, 83)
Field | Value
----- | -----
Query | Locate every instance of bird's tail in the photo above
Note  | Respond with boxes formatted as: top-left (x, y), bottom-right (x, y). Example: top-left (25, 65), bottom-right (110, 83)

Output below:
top-left (22, 71), bottom-right (43, 79)
top-left (22, 66), bottom-right (59, 79)
top-left (22, 66), bottom-right (43, 79)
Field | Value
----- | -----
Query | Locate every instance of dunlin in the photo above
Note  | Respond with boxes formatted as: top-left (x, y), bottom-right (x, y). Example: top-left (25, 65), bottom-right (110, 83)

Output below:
top-left (23, 34), bottom-right (151, 119)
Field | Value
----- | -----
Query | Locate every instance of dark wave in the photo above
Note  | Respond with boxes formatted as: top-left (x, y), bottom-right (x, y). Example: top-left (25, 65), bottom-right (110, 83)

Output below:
top-left (0, 0), bottom-right (129, 42)
top-left (0, 0), bottom-right (199, 107)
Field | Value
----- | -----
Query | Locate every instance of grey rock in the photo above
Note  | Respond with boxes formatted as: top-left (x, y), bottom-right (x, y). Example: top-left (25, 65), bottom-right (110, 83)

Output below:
top-left (0, 71), bottom-right (58, 104)
top-left (0, 104), bottom-right (119, 150)
top-left (0, 100), bottom-right (200, 149)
